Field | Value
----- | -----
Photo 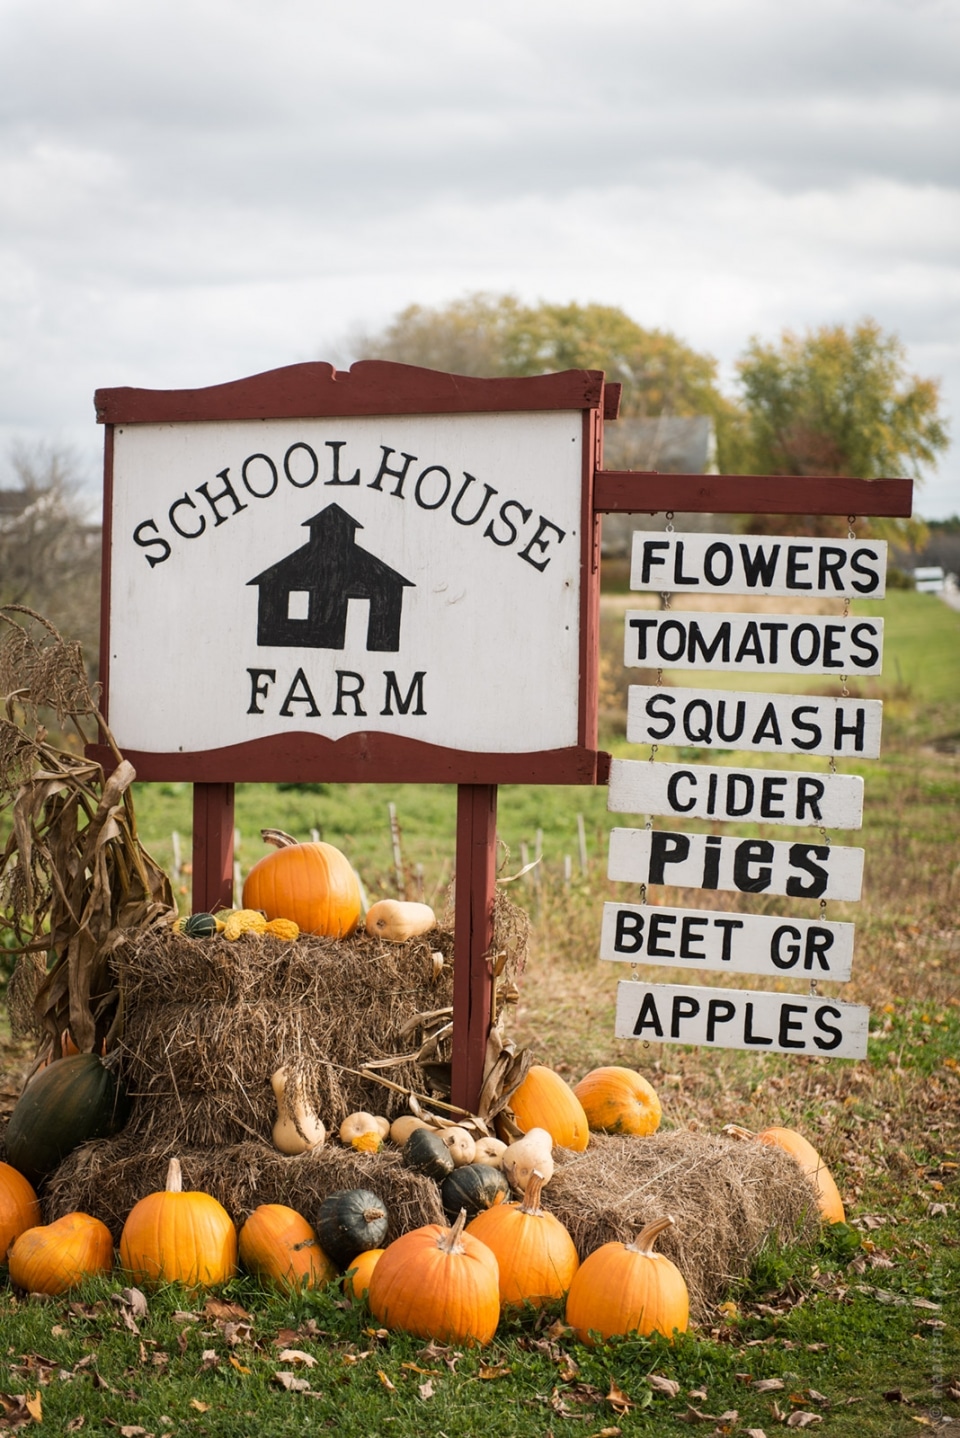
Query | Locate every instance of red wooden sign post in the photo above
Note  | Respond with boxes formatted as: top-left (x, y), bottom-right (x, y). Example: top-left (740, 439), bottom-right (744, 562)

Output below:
top-left (90, 361), bottom-right (913, 1114)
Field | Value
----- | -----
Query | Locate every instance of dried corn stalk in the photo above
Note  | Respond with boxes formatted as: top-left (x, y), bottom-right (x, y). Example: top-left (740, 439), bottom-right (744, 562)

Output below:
top-left (0, 607), bottom-right (174, 1056)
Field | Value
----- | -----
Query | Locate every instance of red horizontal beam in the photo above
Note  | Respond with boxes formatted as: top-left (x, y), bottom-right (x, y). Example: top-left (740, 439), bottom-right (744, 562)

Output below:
top-left (95, 360), bottom-right (606, 425)
top-left (594, 471), bottom-right (914, 518)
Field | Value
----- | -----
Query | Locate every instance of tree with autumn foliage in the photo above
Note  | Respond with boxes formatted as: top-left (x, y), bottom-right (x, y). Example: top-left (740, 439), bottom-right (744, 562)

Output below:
top-left (349, 291), bottom-right (740, 449)
top-left (733, 319), bottom-right (948, 535)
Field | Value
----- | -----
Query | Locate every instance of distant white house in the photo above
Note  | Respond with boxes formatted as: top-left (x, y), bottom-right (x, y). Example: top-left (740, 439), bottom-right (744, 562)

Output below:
top-left (600, 415), bottom-right (720, 556)
top-left (913, 565), bottom-right (946, 594)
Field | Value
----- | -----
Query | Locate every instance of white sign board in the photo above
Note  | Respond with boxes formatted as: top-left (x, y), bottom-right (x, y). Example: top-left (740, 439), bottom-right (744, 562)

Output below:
top-left (607, 827), bottom-right (864, 901)
top-left (627, 687), bottom-right (883, 758)
top-left (608, 757), bottom-right (864, 829)
top-left (614, 981), bottom-right (869, 1058)
top-left (624, 612), bottom-right (883, 675)
top-left (630, 533), bottom-right (887, 598)
top-left (600, 902), bottom-right (855, 981)
top-left (107, 412), bottom-right (583, 756)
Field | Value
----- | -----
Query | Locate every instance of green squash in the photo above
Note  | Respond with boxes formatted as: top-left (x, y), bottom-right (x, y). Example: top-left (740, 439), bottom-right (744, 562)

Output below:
top-left (316, 1189), bottom-right (388, 1269)
top-left (179, 912), bottom-right (219, 939)
top-left (441, 1161), bottom-right (510, 1221)
top-left (5, 1053), bottom-right (129, 1185)
top-left (402, 1126), bottom-right (455, 1181)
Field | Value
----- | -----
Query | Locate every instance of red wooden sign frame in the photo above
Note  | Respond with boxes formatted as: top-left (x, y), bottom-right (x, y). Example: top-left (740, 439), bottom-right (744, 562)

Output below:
top-left (90, 360), bottom-right (913, 1113)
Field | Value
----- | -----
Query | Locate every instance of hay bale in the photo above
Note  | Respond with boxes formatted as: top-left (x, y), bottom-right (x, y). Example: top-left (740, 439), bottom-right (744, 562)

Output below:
top-left (44, 1132), bottom-right (446, 1247)
top-left (547, 1131), bottom-right (820, 1320)
top-left (113, 925), bottom-right (458, 1150)
top-left (46, 1126), bottom-right (818, 1320)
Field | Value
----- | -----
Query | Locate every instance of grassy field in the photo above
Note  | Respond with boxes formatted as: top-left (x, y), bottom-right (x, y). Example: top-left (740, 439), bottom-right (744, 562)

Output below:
top-left (0, 589), bottom-right (958, 1435)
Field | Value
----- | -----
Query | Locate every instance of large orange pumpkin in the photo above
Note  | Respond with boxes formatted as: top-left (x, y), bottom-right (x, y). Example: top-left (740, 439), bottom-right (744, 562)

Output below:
top-left (0, 1162), bottom-right (41, 1259)
top-left (510, 1065), bottom-right (589, 1151)
top-left (746, 1125), bottom-right (845, 1224)
top-left (367, 1209), bottom-right (500, 1346)
top-left (238, 1204), bottom-right (336, 1292)
top-left (242, 831), bottom-right (361, 938)
top-left (8, 1212), bottom-right (114, 1295)
top-left (466, 1169), bottom-right (579, 1308)
top-left (565, 1215), bottom-right (689, 1343)
top-left (119, 1157), bottom-right (238, 1289)
top-left (573, 1066), bottom-right (662, 1136)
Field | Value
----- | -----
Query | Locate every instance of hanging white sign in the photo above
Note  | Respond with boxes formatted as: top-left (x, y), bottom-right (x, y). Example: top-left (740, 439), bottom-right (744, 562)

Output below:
top-left (624, 612), bottom-right (883, 676)
top-left (627, 686), bottom-right (883, 759)
top-left (630, 533), bottom-right (887, 598)
top-left (614, 981), bottom-right (869, 1058)
top-left (608, 757), bottom-right (864, 829)
top-left (599, 901), bottom-right (855, 980)
top-left (607, 827), bottom-right (864, 901)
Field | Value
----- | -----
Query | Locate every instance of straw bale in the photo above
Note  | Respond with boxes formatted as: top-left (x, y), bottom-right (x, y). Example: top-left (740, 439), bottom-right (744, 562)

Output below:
top-left (112, 924), bottom-right (460, 1149)
top-left (44, 1132), bottom-right (446, 1249)
top-left (45, 1125), bottom-right (819, 1320)
top-left (547, 1130), bottom-right (821, 1320)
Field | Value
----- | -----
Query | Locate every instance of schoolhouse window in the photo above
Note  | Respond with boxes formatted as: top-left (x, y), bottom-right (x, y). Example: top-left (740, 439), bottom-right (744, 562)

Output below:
top-left (287, 590), bottom-right (310, 621)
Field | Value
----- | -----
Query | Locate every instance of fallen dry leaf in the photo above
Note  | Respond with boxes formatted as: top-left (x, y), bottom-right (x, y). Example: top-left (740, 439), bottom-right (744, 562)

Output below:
top-left (418, 1380), bottom-right (435, 1400)
top-left (273, 1371), bottom-right (311, 1393)
top-left (228, 1356), bottom-right (251, 1376)
top-left (753, 1378), bottom-right (785, 1393)
top-left (377, 1370), bottom-right (397, 1393)
top-left (276, 1350), bottom-right (316, 1367)
top-left (203, 1299), bottom-right (250, 1322)
top-left (785, 1414), bottom-right (823, 1429)
top-left (606, 1381), bottom-right (633, 1415)
top-left (189, 1399), bottom-right (209, 1413)
top-left (648, 1374), bottom-right (680, 1398)
top-left (478, 1363), bottom-right (511, 1381)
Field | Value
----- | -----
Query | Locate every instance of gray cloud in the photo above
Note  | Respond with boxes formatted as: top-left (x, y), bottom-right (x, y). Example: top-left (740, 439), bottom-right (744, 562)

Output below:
top-left (0, 0), bottom-right (957, 515)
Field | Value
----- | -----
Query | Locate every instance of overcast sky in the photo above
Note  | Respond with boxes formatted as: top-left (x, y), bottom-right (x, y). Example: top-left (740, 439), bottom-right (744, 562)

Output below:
top-left (2, 0), bottom-right (958, 517)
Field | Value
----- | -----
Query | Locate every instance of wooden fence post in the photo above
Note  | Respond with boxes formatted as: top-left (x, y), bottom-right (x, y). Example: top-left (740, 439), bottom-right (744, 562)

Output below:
top-left (451, 783), bottom-right (498, 1113)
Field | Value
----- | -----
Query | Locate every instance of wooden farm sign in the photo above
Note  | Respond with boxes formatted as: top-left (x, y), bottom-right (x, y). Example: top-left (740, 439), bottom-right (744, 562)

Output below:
top-left (600, 527), bottom-right (900, 1063)
top-left (91, 360), bottom-right (913, 1107)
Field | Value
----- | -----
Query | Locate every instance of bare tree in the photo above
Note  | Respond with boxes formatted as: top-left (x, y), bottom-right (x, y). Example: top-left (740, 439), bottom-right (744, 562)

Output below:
top-left (0, 443), bottom-right (101, 668)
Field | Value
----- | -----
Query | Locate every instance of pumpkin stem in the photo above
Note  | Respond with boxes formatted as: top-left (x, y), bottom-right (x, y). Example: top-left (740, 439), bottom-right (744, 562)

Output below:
top-left (261, 828), bottom-right (299, 850)
top-left (519, 1169), bottom-right (546, 1215)
top-left (722, 1124), bottom-right (757, 1142)
top-left (438, 1207), bottom-right (468, 1254)
top-left (165, 1157), bottom-right (184, 1193)
top-left (627, 1214), bottom-right (675, 1256)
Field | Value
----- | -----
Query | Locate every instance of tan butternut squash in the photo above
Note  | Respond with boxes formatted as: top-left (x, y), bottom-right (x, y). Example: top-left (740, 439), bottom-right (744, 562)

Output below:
top-left (365, 900), bottom-right (437, 943)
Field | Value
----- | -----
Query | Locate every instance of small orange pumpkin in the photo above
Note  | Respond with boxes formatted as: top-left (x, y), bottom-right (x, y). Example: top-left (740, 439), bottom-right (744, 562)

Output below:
top-left (0, 1162), bottom-right (41, 1259)
top-left (367, 1209), bottom-right (500, 1346)
top-left (345, 1247), bottom-right (384, 1300)
top-left (510, 1065), bottom-right (589, 1152)
top-left (242, 830), bottom-right (361, 938)
top-left (8, 1212), bottom-right (113, 1295)
top-left (466, 1169), bottom-right (579, 1308)
top-left (238, 1204), bottom-right (336, 1292)
top-left (119, 1157), bottom-right (238, 1289)
top-left (565, 1215), bottom-right (689, 1343)
top-left (573, 1066), bottom-right (662, 1136)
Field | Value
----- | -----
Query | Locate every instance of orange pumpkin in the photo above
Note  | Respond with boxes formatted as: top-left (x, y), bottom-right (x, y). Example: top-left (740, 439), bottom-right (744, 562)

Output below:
top-left (345, 1247), bottom-right (384, 1300)
top-left (565, 1215), bottom-right (689, 1343)
top-left (510, 1065), bottom-right (589, 1152)
top-left (119, 1157), bottom-right (238, 1289)
top-left (0, 1162), bottom-right (41, 1259)
top-left (466, 1169), bottom-right (579, 1308)
top-left (367, 1209), bottom-right (500, 1346)
top-left (8, 1212), bottom-right (113, 1295)
top-left (242, 831), bottom-right (361, 938)
top-left (573, 1066), bottom-right (662, 1136)
top-left (751, 1125), bottom-right (845, 1224)
top-left (238, 1204), bottom-right (336, 1292)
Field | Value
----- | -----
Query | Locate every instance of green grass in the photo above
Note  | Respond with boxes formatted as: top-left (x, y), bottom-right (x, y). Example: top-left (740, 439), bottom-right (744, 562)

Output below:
top-left (2, 589), bottom-right (959, 1435)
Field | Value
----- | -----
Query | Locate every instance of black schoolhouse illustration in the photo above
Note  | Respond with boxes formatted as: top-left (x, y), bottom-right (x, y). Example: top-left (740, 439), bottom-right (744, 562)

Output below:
top-left (248, 503), bottom-right (414, 651)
